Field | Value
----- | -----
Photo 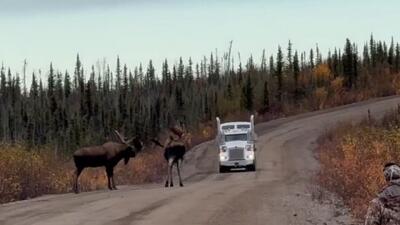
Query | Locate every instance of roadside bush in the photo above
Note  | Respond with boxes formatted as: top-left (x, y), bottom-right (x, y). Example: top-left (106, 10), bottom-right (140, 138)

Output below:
top-left (0, 143), bottom-right (167, 203)
top-left (0, 145), bottom-right (71, 203)
top-left (317, 110), bottom-right (400, 218)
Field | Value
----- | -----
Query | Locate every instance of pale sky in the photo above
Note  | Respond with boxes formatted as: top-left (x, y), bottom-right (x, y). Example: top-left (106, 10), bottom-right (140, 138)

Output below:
top-left (0, 0), bottom-right (399, 77)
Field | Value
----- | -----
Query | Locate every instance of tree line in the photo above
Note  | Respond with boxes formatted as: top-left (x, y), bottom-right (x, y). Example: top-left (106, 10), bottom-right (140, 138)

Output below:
top-left (0, 35), bottom-right (399, 154)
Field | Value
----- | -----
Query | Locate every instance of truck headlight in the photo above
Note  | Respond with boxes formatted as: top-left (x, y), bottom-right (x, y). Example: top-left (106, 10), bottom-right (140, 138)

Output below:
top-left (219, 153), bottom-right (228, 161)
top-left (246, 153), bottom-right (255, 160)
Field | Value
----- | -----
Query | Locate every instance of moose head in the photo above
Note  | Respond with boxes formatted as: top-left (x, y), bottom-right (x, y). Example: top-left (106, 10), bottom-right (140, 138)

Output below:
top-left (114, 130), bottom-right (144, 165)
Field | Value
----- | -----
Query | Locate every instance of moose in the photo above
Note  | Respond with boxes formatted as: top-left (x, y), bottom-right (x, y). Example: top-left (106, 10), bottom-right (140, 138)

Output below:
top-left (73, 130), bottom-right (143, 193)
top-left (152, 127), bottom-right (189, 187)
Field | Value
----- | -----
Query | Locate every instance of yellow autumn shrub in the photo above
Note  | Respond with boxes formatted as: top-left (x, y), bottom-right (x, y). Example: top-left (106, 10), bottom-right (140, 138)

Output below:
top-left (0, 145), bottom-right (71, 203)
top-left (314, 87), bottom-right (328, 110)
top-left (317, 112), bottom-right (400, 218)
top-left (313, 64), bottom-right (332, 87)
top-left (0, 143), bottom-right (168, 203)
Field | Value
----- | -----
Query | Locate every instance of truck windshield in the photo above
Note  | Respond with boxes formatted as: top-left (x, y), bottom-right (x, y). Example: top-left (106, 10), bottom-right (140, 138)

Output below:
top-left (237, 124), bottom-right (250, 129)
top-left (225, 134), bottom-right (248, 142)
top-left (222, 125), bottom-right (235, 130)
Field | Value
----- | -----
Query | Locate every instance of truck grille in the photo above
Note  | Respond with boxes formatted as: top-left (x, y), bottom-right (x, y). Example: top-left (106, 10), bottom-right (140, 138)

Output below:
top-left (228, 147), bottom-right (244, 161)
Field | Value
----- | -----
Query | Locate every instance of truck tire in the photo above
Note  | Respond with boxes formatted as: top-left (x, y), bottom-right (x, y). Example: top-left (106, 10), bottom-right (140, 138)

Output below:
top-left (247, 164), bottom-right (256, 172)
top-left (219, 165), bottom-right (228, 173)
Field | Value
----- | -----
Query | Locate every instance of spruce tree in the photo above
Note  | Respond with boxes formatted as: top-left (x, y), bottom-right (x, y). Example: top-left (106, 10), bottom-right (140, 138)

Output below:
top-left (185, 58), bottom-right (194, 85)
top-left (74, 54), bottom-right (82, 89)
top-left (0, 66), bottom-right (6, 97)
top-left (395, 43), bottom-right (400, 72)
top-left (261, 49), bottom-right (267, 73)
top-left (178, 57), bottom-right (184, 84)
top-left (276, 46), bottom-right (284, 102)
top-left (293, 51), bottom-right (300, 99)
top-left (64, 71), bottom-right (71, 98)
top-left (363, 44), bottom-right (370, 66)
top-left (146, 60), bottom-right (156, 89)
top-left (263, 80), bottom-right (269, 111)
top-left (332, 48), bottom-right (339, 77)
top-left (241, 75), bottom-right (253, 111)
top-left (388, 38), bottom-right (395, 66)
top-left (352, 44), bottom-right (359, 88)
top-left (316, 44), bottom-right (322, 65)
top-left (343, 39), bottom-right (354, 88)
top-left (269, 55), bottom-right (275, 76)
top-left (48, 63), bottom-right (57, 115)
top-left (162, 59), bottom-right (170, 84)
top-left (309, 49), bottom-right (314, 68)
top-left (370, 34), bottom-right (376, 66)
top-left (30, 73), bottom-right (39, 99)
top-left (115, 56), bottom-right (121, 91)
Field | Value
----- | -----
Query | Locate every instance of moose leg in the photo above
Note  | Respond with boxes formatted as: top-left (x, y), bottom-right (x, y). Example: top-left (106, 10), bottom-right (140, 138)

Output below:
top-left (74, 167), bottom-right (83, 194)
top-left (176, 159), bottom-right (184, 187)
top-left (169, 164), bottom-right (174, 187)
top-left (165, 171), bottom-right (169, 188)
top-left (165, 158), bottom-right (171, 187)
top-left (106, 167), bottom-right (113, 190)
top-left (111, 173), bottom-right (117, 190)
top-left (169, 158), bottom-right (174, 187)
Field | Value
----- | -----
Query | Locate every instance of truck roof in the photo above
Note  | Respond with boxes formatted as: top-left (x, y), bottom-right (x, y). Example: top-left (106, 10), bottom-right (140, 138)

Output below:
top-left (220, 122), bottom-right (251, 134)
top-left (221, 122), bottom-right (250, 126)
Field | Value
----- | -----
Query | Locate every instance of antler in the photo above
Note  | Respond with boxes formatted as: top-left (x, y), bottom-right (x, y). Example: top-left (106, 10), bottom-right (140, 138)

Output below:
top-left (114, 130), bottom-right (126, 144)
top-left (126, 136), bottom-right (137, 144)
top-left (151, 138), bottom-right (164, 148)
top-left (169, 126), bottom-right (184, 138)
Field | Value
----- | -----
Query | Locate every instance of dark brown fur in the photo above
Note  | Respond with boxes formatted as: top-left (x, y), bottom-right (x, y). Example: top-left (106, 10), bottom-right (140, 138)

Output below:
top-left (73, 131), bottom-right (143, 193)
top-left (152, 137), bottom-right (186, 187)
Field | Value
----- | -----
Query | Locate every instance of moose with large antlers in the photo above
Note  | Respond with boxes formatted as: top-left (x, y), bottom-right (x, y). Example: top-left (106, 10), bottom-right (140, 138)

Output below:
top-left (73, 130), bottom-right (143, 193)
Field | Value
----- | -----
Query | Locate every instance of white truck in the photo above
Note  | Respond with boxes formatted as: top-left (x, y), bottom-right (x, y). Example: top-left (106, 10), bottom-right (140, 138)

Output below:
top-left (216, 115), bottom-right (257, 173)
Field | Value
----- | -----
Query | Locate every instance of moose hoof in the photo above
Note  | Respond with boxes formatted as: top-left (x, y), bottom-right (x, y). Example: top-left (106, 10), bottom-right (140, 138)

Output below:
top-left (179, 183), bottom-right (184, 187)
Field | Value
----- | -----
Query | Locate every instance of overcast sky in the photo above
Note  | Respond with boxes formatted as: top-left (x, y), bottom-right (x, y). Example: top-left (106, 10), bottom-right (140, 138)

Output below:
top-left (0, 0), bottom-right (399, 77)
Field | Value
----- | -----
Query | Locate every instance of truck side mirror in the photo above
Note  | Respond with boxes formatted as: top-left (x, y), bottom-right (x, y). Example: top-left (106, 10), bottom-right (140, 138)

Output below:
top-left (216, 117), bottom-right (221, 135)
top-left (216, 117), bottom-right (225, 145)
top-left (250, 114), bottom-right (257, 142)
top-left (250, 115), bottom-right (254, 131)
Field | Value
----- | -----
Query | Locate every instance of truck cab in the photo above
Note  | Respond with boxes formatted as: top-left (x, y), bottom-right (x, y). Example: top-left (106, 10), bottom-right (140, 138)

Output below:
top-left (216, 115), bottom-right (257, 173)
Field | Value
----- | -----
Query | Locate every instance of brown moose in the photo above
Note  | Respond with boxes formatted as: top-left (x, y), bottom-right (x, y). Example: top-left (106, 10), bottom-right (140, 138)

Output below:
top-left (73, 130), bottom-right (143, 193)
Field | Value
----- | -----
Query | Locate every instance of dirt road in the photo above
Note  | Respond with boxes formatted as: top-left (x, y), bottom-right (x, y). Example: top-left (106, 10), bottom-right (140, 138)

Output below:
top-left (2, 96), bottom-right (400, 225)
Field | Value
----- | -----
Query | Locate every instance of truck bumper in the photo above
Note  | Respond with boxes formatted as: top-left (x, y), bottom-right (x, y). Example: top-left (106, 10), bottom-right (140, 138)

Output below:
top-left (220, 159), bottom-right (255, 167)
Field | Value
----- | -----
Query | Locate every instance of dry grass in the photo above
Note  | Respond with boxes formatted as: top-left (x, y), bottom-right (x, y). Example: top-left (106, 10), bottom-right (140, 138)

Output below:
top-left (0, 144), bottom-right (166, 204)
top-left (0, 125), bottom-right (214, 204)
top-left (0, 119), bottom-right (216, 203)
top-left (0, 145), bottom-right (71, 203)
top-left (316, 110), bottom-right (400, 218)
